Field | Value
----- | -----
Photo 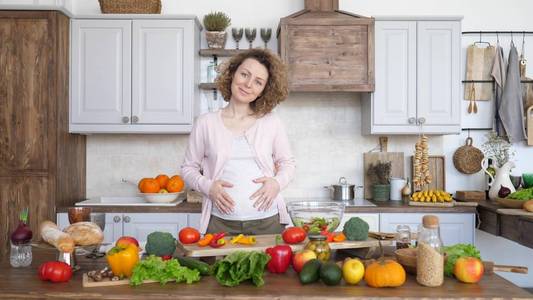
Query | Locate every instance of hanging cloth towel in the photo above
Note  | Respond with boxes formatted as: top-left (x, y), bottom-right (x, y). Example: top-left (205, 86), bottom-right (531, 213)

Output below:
top-left (491, 45), bottom-right (507, 136)
top-left (499, 42), bottom-right (526, 142)
top-left (465, 44), bottom-right (496, 100)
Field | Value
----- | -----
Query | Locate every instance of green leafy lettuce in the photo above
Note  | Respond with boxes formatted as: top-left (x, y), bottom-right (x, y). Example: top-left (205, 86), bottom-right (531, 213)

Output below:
top-left (212, 251), bottom-right (270, 287)
top-left (508, 187), bottom-right (533, 200)
top-left (130, 255), bottom-right (201, 286)
top-left (443, 244), bottom-right (481, 277)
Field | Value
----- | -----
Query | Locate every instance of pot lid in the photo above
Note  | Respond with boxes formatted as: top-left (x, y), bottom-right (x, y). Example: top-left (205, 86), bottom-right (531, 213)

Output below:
top-left (332, 177), bottom-right (355, 187)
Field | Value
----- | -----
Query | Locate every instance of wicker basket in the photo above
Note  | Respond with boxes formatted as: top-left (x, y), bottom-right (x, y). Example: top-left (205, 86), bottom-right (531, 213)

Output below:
top-left (98, 0), bottom-right (162, 14)
top-left (453, 137), bottom-right (484, 174)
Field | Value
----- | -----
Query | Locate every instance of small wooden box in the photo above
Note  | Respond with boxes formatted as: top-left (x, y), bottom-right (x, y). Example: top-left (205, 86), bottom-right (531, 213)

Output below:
top-left (455, 190), bottom-right (486, 202)
top-left (186, 189), bottom-right (203, 203)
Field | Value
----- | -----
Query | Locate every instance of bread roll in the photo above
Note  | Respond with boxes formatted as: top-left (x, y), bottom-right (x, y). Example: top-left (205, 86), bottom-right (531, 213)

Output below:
top-left (39, 221), bottom-right (75, 253)
top-left (64, 222), bottom-right (104, 246)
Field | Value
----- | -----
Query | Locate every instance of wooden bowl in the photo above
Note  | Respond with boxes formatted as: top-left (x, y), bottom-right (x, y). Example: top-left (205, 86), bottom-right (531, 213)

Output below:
top-left (394, 247), bottom-right (447, 275)
top-left (496, 197), bottom-right (529, 209)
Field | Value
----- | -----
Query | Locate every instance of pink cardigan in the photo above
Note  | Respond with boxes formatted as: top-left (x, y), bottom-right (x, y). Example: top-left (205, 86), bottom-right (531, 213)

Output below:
top-left (180, 110), bottom-right (296, 233)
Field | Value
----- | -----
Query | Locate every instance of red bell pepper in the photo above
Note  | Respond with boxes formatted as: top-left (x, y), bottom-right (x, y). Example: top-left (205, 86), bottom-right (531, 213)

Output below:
top-left (209, 232), bottom-right (226, 248)
top-left (265, 245), bottom-right (292, 273)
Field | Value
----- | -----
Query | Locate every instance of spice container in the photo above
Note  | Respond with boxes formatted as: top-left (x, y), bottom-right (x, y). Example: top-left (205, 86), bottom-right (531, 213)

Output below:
top-left (416, 215), bottom-right (444, 287)
top-left (304, 235), bottom-right (330, 262)
top-left (395, 225), bottom-right (411, 250)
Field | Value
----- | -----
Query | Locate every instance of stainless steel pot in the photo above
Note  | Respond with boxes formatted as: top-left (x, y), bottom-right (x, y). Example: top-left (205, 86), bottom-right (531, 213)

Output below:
top-left (325, 177), bottom-right (362, 201)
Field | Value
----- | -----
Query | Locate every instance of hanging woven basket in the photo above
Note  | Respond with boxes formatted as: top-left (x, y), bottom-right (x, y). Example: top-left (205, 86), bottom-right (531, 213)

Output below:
top-left (453, 137), bottom-right (484, 174)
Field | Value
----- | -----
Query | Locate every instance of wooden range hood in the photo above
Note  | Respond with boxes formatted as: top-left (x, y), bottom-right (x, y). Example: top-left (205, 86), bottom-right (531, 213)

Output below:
top-left (277, 0), bottom-right (374, 92)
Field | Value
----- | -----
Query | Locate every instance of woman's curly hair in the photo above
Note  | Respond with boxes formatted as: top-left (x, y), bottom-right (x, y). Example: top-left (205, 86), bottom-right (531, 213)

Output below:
top-left (215, 48), bottom-right (288, 117)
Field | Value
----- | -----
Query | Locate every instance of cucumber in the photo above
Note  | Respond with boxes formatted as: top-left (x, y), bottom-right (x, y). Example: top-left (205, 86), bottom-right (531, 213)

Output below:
top-left (176, 256), bottom-right (211, 275)
top-left (299, 259), bottom-right (321, 284)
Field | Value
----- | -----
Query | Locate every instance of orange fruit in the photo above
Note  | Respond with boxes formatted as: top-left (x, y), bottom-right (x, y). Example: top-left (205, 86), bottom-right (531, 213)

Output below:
top-left (155, 174), bottom-right (170, 189)
top-left (167, 175), bottom-right (184, 193)
top-left (140, 178), bottom-right (160, 193)
top-left (138, 178), bottom-right (151, 191)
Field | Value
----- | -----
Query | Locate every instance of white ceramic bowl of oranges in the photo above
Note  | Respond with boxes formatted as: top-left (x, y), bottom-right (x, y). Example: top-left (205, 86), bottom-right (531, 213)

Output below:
top-left (138, 174), bottom-right (185, 203)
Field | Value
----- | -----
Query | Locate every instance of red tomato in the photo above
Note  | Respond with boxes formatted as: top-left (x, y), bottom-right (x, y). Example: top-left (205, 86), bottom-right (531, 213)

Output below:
top-left (38, 261), bottom-right (73, 283)
top-left (179, 227), bottom-right (201, 244)
top-left (282, 227), bottom-right (307, 244)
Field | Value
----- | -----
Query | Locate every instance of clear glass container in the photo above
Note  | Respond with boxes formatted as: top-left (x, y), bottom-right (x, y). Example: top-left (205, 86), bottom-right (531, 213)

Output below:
top-left (10, 241), bottom-right (32, 268)
top-left (395, 224), bottom-right (411, 249)
top-left (304, 235), bottom-right (331, 262)
top-left (416, 215), bottom-right (444, 287)
top-left (207, 62), bottom-right (218, 83)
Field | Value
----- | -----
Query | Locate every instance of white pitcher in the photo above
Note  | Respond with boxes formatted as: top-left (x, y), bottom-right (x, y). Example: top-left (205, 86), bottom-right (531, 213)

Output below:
top-left (481, 158), bottom-right (516, 200)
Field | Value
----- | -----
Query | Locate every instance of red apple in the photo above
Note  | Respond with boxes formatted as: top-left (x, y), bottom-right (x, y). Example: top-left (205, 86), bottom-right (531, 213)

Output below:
top-left (116, 236), bottom-right (139, 249)
top-left (292, 250), bottom-right (317, 273)
top-left (454, 257), bottom-right (484, 283)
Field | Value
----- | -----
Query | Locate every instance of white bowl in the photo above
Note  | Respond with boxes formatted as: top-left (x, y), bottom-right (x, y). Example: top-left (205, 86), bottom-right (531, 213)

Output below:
top-left (139, 192), bottom-right (183, 203)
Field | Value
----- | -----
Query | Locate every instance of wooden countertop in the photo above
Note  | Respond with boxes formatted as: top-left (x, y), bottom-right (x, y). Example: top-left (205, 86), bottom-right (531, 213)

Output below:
top-left (1, 248), bottom-right (530, 300)
top-left (56, 201), bottom-right (476, 214)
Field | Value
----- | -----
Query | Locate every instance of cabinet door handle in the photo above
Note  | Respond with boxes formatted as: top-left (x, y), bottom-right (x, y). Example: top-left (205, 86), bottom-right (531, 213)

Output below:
top-left (123, 216), bottom-right (131, 223)
top-left (122, 116), bottom-right (130, 123)
top-left (113, 216), bottom-right (121, 223)
top-left (408, 117), bottom-right (416, 124)
top-left (418, 117), bottom-right (426, 125)
top-left (131, 116), bottom-right (139, 123)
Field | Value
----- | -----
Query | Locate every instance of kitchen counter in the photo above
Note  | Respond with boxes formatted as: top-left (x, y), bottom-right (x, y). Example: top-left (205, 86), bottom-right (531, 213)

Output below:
top-left (1, 248), bottom-right (530, 300)
top-left (56, 200), bottom-right (476, 214)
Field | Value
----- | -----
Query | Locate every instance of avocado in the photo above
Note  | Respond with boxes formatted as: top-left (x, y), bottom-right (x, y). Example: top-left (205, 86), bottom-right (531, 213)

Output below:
top-left (299, 259), bottom-right (321, 284)
top-left (319, 262), bottom-right (342, 286)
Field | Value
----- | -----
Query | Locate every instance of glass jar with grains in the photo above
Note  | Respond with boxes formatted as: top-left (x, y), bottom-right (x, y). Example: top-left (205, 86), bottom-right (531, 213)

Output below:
top-left (416, 215), bottom-right (444, 287)
top-left (304, 235), bottom-right (331, 262)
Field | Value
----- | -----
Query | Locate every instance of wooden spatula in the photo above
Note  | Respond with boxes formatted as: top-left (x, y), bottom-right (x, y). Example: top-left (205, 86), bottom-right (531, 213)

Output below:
top-left (483, 261), bottom-right (528, 274)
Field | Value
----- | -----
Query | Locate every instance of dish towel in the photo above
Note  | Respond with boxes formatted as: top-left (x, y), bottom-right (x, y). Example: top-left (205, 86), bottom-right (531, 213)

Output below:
top-left (491, 44), bottom-right (507, 136)
top-left (499, 42), bottom-right (526, 142)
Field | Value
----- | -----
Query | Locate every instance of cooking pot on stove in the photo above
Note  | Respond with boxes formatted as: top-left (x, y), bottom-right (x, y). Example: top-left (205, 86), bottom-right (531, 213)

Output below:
top-left (325, 177), bottom-right (362, 201)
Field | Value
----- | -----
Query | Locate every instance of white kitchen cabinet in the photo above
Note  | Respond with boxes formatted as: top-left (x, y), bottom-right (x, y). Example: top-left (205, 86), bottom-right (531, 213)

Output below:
top-left (362, 17), bottom-right (461, 135)
top-left (70, 17), bottom-right (200, 134)
top-left (379, 213), bottom-right (475, 246)
top-left (57, 212), bottom-right (196, 244)
top-left (340, 213), bottom-right (380, 232)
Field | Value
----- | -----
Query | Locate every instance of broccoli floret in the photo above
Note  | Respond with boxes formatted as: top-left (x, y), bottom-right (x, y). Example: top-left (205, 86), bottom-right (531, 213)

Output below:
top-left (342, 217), bottom-right (369, 241)
top-left (145, 231), bottom-right (177, 256)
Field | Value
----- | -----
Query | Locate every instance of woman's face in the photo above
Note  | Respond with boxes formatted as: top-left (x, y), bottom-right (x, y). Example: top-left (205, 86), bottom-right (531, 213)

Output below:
top-left (230, 58), bottom-right (269, 105)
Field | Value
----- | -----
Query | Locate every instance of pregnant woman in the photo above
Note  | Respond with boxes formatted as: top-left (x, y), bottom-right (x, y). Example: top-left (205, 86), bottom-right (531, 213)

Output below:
top-left (181, 48), bottom-right (295, 235)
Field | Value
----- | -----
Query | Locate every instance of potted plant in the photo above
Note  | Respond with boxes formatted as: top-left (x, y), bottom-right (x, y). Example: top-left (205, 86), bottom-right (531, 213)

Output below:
top-left (367, 161), bottom-right (392, 201)
top-left (203, 11), bottom-right (231, 49)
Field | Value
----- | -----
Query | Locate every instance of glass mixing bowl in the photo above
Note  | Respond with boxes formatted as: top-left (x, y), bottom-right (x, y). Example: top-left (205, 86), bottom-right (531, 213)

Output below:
top-left (287, 201), bottom-right (345, 235)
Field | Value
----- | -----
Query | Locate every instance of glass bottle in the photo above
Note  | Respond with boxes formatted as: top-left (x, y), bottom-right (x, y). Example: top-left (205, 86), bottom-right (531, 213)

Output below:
top-left (395, 224), bottom-right (411, 249)
top-left (10, 241), bottom-right (32, 268)
top-left (207, 61), bottom-right (218, 83)
top-left (416, 215), bottom-right (444, 287)
top-left (304, 235), bottom-right (331, 262)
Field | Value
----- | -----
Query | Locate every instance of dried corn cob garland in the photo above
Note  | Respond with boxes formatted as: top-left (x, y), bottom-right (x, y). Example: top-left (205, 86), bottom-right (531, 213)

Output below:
top-left (413, 135), bottom-right (432, 189)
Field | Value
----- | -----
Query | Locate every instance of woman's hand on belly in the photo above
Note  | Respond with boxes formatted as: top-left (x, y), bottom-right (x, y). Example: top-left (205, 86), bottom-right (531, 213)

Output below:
top-left (209, 180), bottom-right (235, 214)
top-left (250, 177), bottom-right (280, 211)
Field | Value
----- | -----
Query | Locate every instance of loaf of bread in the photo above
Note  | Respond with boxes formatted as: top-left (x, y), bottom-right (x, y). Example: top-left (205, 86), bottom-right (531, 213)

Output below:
top-left (64, 222), bottom-right (104, 246)
top-left (39, 221), bottom-right (75, 253)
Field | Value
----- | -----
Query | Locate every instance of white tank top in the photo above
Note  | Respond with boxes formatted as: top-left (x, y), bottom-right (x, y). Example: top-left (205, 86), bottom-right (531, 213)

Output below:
top-left (211, 135), bottom-right (278, 221)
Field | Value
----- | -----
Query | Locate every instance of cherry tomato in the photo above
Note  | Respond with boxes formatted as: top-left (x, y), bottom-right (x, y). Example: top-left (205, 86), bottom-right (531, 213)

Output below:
top-left (178, 227), bottom-right (201, 244)
top-left (282, 227), bottom-right (307, 244)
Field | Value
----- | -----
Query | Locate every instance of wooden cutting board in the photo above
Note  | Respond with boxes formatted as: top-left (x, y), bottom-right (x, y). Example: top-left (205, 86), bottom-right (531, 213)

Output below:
top-left (82, 273), bottom-right (158, 287)
top-left (455, 190), bottom-right (486, 202)
top-left (410, 155), bottom-right (446, 191)
top-left (177, 234), bottom-right (393, 258)
top-left (363, 152), bottom-right (405, 199)
top-left (408, 200), bottom-right (478, 208)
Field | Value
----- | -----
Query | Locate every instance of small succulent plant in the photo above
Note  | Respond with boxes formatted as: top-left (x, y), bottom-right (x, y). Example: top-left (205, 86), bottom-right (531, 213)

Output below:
top-left (203, 11), bottom-right (231, 32)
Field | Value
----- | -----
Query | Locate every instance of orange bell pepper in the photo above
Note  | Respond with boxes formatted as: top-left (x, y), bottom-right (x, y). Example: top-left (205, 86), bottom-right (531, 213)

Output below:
top-left (106, 244), bottom-right (139, 278)
top-left (197, 234), bottom-right (214, 247)
top-left (333, 232), bottom-right (346, 242)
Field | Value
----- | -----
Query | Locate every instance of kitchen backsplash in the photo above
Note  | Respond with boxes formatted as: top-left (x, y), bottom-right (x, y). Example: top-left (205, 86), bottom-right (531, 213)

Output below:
top-left (86, 93), bottom-right (443, 199)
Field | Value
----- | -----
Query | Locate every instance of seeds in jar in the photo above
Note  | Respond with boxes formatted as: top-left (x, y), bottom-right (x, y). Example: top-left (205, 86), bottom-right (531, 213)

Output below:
top-left (417, 242), bottom-right (444, 287)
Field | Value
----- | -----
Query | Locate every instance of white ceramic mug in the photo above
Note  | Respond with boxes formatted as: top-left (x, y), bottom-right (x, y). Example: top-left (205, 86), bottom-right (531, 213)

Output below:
top-left (390, 178), bottom-right (406, 201)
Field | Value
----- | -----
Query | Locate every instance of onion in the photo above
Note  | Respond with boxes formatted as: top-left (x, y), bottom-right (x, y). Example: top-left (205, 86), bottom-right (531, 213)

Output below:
top-left (10, 209), bottom-right (33, 245)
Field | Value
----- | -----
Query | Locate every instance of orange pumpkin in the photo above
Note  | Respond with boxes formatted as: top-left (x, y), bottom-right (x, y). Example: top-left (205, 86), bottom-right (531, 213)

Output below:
top-left (155, 174), bottom-right (170, 189)
top-left (140, 179), bottom-right (160, 193)
top-left (167, 175), bottom-right (184, 193)
top-left (364, 259), bottom-right (406, 288)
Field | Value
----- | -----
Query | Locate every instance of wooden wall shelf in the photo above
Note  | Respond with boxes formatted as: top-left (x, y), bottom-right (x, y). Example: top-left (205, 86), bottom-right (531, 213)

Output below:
top-left (199, 49), bottom-right (248, 57)
top-left (199, 83), bottom-right (217, 90)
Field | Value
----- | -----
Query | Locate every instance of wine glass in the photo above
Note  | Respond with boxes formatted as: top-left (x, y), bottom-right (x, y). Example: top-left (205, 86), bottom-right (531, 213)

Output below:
top-left (245, 28), bottom-right (256, 49)
top-left (510, 175), bottom-right (522, 190)
top-left (231, 27), bottom-right (243, 49)
top-left (260, 28), bottom-right (272, 49)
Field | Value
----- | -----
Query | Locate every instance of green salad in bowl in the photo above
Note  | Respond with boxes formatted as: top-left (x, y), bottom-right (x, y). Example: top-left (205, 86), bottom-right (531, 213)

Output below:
top-left (287, 201), bottom-right (344, 234)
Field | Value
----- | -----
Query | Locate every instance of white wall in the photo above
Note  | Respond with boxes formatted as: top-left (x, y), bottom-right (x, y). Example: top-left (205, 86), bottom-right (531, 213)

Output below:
top-left (62, 0), bottom-right (533, 287)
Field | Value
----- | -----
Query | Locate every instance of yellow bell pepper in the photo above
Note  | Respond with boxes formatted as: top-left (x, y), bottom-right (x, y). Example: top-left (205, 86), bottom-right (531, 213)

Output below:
top-left (106, 244), bottom-right (139, 278)
top-left (230, 234), bottom-right (256, 245)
